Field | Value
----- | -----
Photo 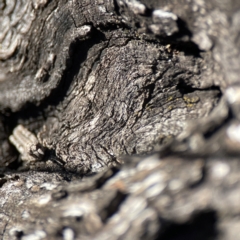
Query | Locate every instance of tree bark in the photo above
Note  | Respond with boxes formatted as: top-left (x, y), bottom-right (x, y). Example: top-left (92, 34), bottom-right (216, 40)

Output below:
top-left (0, 0), bottom-right (240, 239)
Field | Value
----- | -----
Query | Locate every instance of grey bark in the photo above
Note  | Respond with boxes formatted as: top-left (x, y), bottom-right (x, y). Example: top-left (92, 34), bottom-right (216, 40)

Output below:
top-left (0, 0), bottom-right (240, 239)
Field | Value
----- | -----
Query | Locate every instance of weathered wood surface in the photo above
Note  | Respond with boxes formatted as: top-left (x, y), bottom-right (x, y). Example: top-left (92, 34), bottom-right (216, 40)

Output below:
top-left (0, 0), bottom-right (240, 239)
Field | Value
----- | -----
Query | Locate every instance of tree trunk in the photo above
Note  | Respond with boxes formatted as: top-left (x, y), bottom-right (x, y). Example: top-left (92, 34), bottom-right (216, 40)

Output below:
top-left (0, 0), bottom-right (240, 239)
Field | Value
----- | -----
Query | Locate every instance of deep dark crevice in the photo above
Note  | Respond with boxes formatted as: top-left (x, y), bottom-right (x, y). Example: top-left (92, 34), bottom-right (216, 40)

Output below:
top-left (176, 80), bottom-right (222, 96)
top-left (10, 26), bottom-right (106, 114)
top-left (144, 7), bottom-right (153, 17)
top-left (137, 35), bottom-right (201, 59)
top-left (43, 149), bottom-right (67, 167)
top-left (0, 178), bottom-right (7, 188)
top-left (113, 0), bottom-right (120, 16)
top-left (99, 191), bottom-right (128, 223)
top-left (44, 27), bottom-right (106, 108)
top-left (167, 40), bottom-right (201, 58)
top-left (150, 19), bottom-right (194, 48)
top-left (10, 229), bottom-right (23, 240)
top-left (97, 21), bottom-right (129, 32)
top-left (176, 18), bottom-right (192, 38)
top-left (5, 159), bottom-right (19, 170)
top-left (9, 174), bottom-right (20, 181)
top-left (157, 210), bottom-right (218, 240)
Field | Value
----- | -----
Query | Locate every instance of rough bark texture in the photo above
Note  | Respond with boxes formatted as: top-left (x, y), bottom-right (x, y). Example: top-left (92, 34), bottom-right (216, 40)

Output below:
top-left (0, 0), bottom-right (240, 239)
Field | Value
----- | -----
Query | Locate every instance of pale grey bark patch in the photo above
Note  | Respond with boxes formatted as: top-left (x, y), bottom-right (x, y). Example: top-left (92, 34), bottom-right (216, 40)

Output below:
top-left (9, 125), bottom-right (45, 162)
